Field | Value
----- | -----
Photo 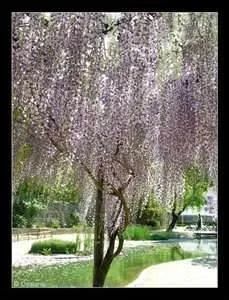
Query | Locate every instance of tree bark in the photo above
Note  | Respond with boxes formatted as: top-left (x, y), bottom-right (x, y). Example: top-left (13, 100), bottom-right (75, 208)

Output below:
top-left (93, 168), bottom-right (105, 287)
top-left (167, 212), bottom-right (179, 232)
top-left (92, 162), bottom-right (129, 287)
top-left (92, 167), bottom-right (125, 287)
top-left (93, 205), bottom-right (126, 286)
top-left (167, 197), bottom-right (187, 232)
top-left (93, 231), bottom-right (123, 287)
top-left (167, 199), bottom-right (179, 232)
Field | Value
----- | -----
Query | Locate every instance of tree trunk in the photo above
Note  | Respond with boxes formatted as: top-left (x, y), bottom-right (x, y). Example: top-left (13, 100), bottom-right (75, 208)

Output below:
top-left (92, 235), bottom-right (116, 287)
top-left (100, 230), bottom-right (124, 285)
top-left (93, 169), bottom-right (105, 287)
top-left (93, 214), bottom-right (124, 287)
top-left (93, 267), bottom-right (107, 288)
top-left (167, 213), bottom-right (179, 232)
top-left (92, 167), bottom-right (126, 287)
top-left (167, 197), bottom-right (186, 232)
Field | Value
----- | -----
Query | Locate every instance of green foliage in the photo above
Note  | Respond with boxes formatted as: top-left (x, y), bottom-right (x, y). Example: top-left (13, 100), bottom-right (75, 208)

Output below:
top-left (29, 235), bottom-right (93, 255)
top-left (49, 181), bottom-right (81, 204)
top-left (14, 143), bottom-right (33, 174)
top-left (41, 248), bottom-right (52, 255)
top-left (105, 245), bottom-right (193, 287)
top-left (124, 226), bottom-right (186, 241)
top-left (124, 225), bottom-right (152, 240)
top-left (13, 177), bottom-right (49, 228)
top-left (13, 107), bottom-right (24, 121)
top-left (166, 166), bottom-right (213, 231)
top-left (13, 174), bottom-right (81, 228)
top-left (150, 231), bottom-right (185, 240)
top-left (13, 215), bottom-right (27, 228)
top-left (13, 245), bottom-right (203, 287)
top-left (66, 214), bottom-right (80, 228)
top-left (137, 193), bottom-right (167, 228)
top-left (182, 166), bottom-right (212, 211)
top-left (46, 218), bottom-right (60, 229)
top-left (29, 239), bottom-right (77, 254)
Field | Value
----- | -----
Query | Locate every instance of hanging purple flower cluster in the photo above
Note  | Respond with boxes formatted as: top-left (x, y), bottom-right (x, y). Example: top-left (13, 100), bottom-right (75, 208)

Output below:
top-left (12, 12), bottom-right (218, 227)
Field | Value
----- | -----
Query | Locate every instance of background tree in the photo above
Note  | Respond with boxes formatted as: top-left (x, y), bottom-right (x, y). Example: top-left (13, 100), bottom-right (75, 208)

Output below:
top-left (13, 165), bottom-right (82, 228)
top-left (13, 177), bottom-right (50, 228)
top-left (166, 165), bottom-right (213, 231)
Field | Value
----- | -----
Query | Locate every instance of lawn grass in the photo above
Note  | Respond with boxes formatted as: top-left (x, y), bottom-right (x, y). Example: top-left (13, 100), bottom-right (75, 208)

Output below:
top-left (13, 244), bottom-right (203, 288)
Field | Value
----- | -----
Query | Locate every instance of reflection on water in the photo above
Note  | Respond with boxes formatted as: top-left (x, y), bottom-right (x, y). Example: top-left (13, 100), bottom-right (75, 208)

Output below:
top-left (105, 245), bottom-right (198, 287)
top-left (177, 238), bottom-right (217, 255)
top-left (177, 239), bottom-right (218, 270)
top-left (154, 238), bottom-right (217, 255)
top-left (112, 239), bottom-right (217, 287)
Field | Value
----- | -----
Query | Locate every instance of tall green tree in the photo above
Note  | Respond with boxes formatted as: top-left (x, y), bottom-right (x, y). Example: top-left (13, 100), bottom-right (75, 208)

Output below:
top-left (13, 177), bottom-right (49, 227)
top-left (167, 166), bottom-right (213, 231)
top-left (13, 170), bottom-right (81, 228)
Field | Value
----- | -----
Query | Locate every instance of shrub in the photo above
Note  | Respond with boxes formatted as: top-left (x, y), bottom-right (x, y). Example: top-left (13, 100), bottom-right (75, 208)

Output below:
top-left (13, 177), bottom-right (49, 228)
top-left (13, 215), bottom-right (27, 228)
top-left (29, 239), bottom-right (77, 254)
top-left (136, 193), bottom-right (168, 228)
top-left (46, 218), bottom-right (60, 229)
top-left (124, 226), bottom-right (185, 241)
top-left (33, 222), bottom-right (45, 229)
top-left (66, 214), bottom-right (80, 228)
top-left (124, 225), bottom-right (152, 240)
top-left (41, 248), bottom-right (52, 255)
top-left (150, 231), bottom-right (183, 240)
top-left (29, 236), bottom-right (94, 255)
top-left (13, 176), bottom-right (81, 229)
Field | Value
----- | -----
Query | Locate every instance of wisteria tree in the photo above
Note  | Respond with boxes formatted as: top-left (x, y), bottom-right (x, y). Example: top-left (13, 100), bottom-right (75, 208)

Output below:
top-left (12, 12), bottom-right (218, 287)
top-left (157, 12), bottom-right (218, 228)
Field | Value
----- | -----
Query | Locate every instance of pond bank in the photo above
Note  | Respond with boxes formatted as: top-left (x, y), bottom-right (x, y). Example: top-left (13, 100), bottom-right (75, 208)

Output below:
top-left (13, 245), bottom-right (200, 287)
top-left (12, 236), bottom-right (159, 267)
top-left (126, 256), bottom-right (217, 288)
top-left (12, 233), bottom-right (216, 268)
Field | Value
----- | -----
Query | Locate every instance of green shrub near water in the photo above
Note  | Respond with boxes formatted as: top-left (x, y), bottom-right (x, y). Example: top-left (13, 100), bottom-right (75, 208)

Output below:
top-left (124, 225), bottom-right (152, 240)
top-left (150, 231), bottom-right (183, 240)
top-left (13, 177), bottom-right (49, 228)
top-left (13, 245), bottom-right (203, 288)
top-left (29, 233), bottom-right (93, 255)
top-left (124, 225), bottom-right (188, 241)
top-left (13, 175), bottom-right (81, 229)
top-left (29, 239), bottom-right (77, 254)
top-left (137, 193), bottom-right (168, 228)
